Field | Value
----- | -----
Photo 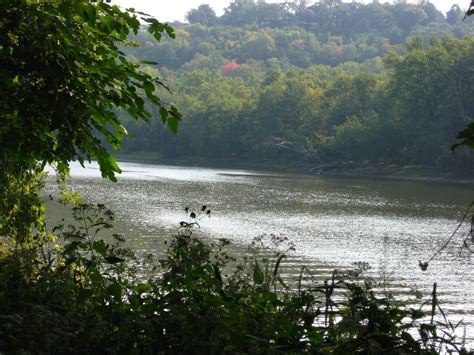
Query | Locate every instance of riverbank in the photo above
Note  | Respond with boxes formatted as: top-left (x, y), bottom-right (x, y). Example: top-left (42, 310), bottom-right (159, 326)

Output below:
top-left (114, 152), bottom-right (474, 185)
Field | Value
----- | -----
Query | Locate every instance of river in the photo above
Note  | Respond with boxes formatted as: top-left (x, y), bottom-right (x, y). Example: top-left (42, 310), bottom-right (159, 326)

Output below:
top-left (44, 161), bottom-right (474, 343)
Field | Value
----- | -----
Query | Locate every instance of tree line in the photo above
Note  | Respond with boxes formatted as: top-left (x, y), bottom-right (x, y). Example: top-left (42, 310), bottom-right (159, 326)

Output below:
top-left (186, 0), bottom-right (466, 35)
top-left (117, 1), bottom-right (474, 171)
top-left (129, 1), bottom-right (473, 70)
top-left (122, 35), bottom-right (474, 171)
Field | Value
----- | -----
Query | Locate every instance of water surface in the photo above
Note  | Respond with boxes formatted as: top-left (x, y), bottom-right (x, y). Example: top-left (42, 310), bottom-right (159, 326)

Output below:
top-left (45, 161), bottom-right (474, 341)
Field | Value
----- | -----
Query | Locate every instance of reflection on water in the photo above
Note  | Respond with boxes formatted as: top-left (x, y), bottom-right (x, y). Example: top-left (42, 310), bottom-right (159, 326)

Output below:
top-left (45, 161), bottom-right (474, 339)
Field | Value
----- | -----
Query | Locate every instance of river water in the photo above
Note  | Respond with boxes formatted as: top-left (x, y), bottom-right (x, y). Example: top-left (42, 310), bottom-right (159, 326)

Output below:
top-left (44, 161), bottom-right (474, 343)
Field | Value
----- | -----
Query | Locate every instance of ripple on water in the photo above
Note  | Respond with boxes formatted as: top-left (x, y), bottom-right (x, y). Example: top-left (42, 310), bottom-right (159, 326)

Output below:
top-left (44, 161), bottom-right (474, 344)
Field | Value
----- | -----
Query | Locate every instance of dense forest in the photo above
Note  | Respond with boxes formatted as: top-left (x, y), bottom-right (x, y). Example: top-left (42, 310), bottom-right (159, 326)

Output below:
top-left (119, 1), bottom-right (474, 171)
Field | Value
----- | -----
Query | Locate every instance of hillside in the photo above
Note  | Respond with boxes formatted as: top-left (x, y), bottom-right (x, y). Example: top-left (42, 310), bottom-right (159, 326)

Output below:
top-left (119, 1), bottom-right (474, 173)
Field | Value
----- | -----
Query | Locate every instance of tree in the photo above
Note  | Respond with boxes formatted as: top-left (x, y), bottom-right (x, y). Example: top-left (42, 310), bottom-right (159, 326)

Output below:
top-left (239, 31), bottom-right (276, 61)
top-left (221, 0), bottom-right (258, 26)
top-left (452, 1), bottom-right (474, 150)
top-left (446, 4), bottom-right (463, 25)
top-left (420, 1), bottom-right (443, 24)
top-left (0, 1), bottom-right (180, 245)
top-left (185, 4), bottom-right (217, 26)
top-left (392, 3), bottom-right (427, 33)
top-left (0, 0), bottom-right (180, 181)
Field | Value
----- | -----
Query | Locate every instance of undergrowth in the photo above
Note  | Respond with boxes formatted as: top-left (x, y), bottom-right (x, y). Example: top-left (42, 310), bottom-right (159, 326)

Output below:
top-left (0, 203), bottom-right (468, 354)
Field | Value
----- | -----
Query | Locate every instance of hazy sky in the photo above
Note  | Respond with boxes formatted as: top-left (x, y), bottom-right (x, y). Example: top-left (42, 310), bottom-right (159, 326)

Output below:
top-left (112, 1), bottom-right (465, 23)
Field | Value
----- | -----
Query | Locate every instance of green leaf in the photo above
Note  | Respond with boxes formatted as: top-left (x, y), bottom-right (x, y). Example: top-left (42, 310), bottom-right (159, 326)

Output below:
top-left (107, 282), bottom-right (122, 299)
top-left (57, 161), bottom-right (68, 173)
top-left (167, 116), bottom-right (179, 134)
top-left (143, 81), bottom-right (155, 96)
top-left (140, 60), bottom-right (157, 65)
top-left (92, 240), bottom-right (107, 256)
top-left (84, 4), bottom-right (96, 26)
top-left (277, 276), bottom-right (288, 289)
top-left (159, 107), bottom-right (168, 124)
top-left (128, 294), bottom-right (140, 308)
top-left (253, 260), bottom-right (264, 285)
top-left (452, 123), bottom-right (474, 150)
top-left (105, 255), bottom-right (125, 264)
top-left (165, 24), bottom-right (175, 39)
top-left (96, 150), bottom-right (122, 182)
top-left (135, 283), bottom-right (151, 293)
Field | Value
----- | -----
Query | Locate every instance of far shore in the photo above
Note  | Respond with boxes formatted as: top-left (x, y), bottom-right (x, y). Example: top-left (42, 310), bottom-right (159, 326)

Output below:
top-left (113, 151), bottom-right (474, 186)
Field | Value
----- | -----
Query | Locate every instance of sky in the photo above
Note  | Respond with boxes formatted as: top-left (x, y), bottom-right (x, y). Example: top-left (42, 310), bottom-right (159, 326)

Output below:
top-left (112, 0), bottom-right (465, 23)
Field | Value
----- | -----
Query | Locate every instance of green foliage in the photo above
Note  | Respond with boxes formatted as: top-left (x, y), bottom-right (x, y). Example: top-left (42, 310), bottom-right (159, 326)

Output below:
top-left (214, 0), bottom-right (447, 36)
top-left (454, 122), bottom-right (474, 150)
top-left (122, 36), bottom-right (474, 171)
top-left (130, 1), bottom-right (473, 72)
top-left (0, 163), bottom-right (48, 247)
top-left (0, 1), bottom-right (181, 249)
top-left (0, 204), bottom-right (464, 353)
top-left (186, 4), bottom-right (217, 26)
top-left (117, 1), bottom-right (474, 166)
top-left (0, 204), bottom-right (144, 353)
top-left (0, 0), bottom-right (180, 181)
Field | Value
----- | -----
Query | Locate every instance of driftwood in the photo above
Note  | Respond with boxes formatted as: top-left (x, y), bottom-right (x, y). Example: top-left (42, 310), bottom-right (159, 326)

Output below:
top-left (264, 136), bottom-right (324, 162)
top-left (306, 160), bottom-right (343, 173)
top-left (264, 136), bottom-right (345, 173)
